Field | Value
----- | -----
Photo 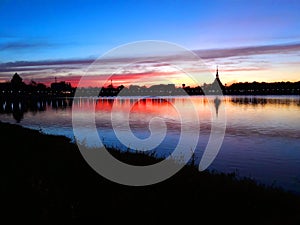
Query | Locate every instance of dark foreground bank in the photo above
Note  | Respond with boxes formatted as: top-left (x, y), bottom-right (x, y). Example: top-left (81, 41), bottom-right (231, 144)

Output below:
top-left (1, 122), bottom-right (300, 225)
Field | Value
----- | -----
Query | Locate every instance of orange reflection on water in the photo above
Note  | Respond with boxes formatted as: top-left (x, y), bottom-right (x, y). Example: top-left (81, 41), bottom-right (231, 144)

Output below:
top-left (72, 96), bottom-right (223, 126)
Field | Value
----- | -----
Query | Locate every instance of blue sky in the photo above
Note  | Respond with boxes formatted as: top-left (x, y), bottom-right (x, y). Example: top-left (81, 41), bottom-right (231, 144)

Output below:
top-left (0, 0), bottom-right (300, 86)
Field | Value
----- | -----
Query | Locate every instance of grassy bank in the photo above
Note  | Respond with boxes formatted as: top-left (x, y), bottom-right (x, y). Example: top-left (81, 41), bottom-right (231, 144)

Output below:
top-left (1, 121), bottom-right (300, 224)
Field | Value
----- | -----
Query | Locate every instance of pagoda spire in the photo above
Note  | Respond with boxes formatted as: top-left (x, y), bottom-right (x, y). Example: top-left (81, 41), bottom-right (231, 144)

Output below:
top-left (216, 65), bottom-right (219, 79)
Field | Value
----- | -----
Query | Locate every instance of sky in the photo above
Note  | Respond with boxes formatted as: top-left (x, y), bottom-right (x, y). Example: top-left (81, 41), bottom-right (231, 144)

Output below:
top-left (0, 0), bottom-right (299, 87)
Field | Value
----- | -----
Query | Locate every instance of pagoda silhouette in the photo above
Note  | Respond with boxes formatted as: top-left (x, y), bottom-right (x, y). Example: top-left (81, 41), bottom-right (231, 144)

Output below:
top-left (210, 66), bottom-right (225, 94)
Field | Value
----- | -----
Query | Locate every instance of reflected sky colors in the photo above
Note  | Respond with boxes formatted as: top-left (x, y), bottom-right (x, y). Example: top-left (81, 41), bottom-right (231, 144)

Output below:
top-left (0, 0), bottom-right (300, 86)
top-left (0, 95), bottom-right (300, 192)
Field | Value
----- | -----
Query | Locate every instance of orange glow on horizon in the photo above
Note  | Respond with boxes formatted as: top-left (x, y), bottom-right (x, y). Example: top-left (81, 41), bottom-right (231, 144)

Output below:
top-left (13, 65), bottom-right (300, 89)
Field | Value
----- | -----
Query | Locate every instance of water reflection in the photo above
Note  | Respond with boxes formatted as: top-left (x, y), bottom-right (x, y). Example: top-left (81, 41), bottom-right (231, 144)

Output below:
top-left (230, 96), bottom-right (300, 106)
top-left (0, 96), bottom-right (299, 192)
top-left (0, 98), bottom-right (72, 122)
top-left (214, 97), bottom-right (221, 116)
top-left (1, 96), bottom-right (300, 123)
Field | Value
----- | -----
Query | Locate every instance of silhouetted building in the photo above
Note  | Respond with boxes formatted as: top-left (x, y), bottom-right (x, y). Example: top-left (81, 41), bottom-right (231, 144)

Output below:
top-left (210, 66), bottom-right (225, 93)
top-left (0, 71), bottom-right (299, 99)
top-left (0, 82), bottom-right (10, 91)
top-left (11, 73), bottom-right (24, 90)
top-left (51, 80), bottom-right (72, 94)
top-left (200, 66), bottom-right (225, 95)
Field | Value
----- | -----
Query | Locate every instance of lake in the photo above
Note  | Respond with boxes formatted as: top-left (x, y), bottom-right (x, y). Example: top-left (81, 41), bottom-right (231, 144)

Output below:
top-left (1, 95), bottom-right (300, 193)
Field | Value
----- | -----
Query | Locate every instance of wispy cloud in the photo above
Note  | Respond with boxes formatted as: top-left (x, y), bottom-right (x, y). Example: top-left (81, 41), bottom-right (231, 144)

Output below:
top-left (0, 59), bottom-right (93, 68)
top-left (1, 41), bottom-right (299, 67)
top-left (0, 42), bottom-right (299, 85)
top-left (195, 42), bottom-right (300, 59)
top-left (0, 41), bottom-right (57, 51)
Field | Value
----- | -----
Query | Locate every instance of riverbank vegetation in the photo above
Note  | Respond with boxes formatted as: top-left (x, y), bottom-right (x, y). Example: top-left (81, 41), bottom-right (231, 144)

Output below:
top-left (2, 121), bottom-right (300, 224)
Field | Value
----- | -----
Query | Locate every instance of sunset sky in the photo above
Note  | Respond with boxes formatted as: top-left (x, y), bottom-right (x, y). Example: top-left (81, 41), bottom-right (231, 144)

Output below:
top-left (0, 0), bottom-right (299, 87)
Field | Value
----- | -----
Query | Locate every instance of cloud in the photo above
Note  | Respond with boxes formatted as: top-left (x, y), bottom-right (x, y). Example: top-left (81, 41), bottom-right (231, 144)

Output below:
top-left (0, 41), bottom-right (57, 51)
top-left (1, 42), bottom-right (300, 86)
top-left (0, 59), bottom-right (93, 68)
top-left (194, 42), bottom-right (300, 59)
top-left (1, 41), bottom-right (299, 68)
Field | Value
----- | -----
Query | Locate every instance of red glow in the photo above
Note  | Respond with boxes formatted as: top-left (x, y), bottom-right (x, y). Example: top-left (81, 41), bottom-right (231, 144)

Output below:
top-left (38, 70), bottom-right (185, 88)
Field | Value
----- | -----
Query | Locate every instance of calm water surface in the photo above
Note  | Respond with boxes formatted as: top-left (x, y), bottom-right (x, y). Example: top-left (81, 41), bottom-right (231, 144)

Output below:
top-left (1, 95), bottom-right (300, 193)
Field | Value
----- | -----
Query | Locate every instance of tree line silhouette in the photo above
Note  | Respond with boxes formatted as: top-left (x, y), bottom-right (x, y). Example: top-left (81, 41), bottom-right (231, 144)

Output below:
top-left (0, 73), bottom-right (299, 100)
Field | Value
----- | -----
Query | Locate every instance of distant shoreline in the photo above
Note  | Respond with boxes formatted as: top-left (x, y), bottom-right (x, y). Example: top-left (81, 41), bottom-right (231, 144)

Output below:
top-left (0, 93), bottom-right (299, 101)
top-left (1, 72), bottom-right (300, 98)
